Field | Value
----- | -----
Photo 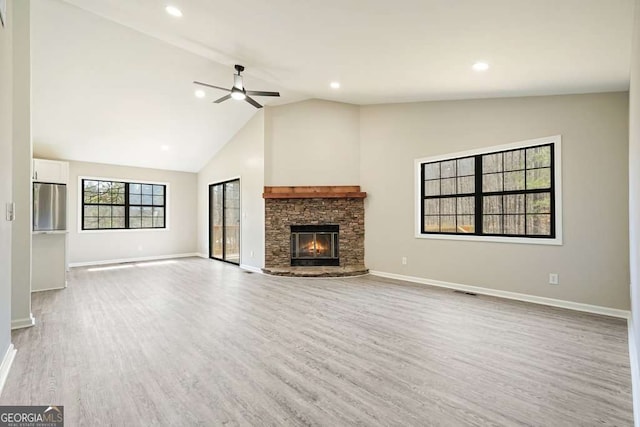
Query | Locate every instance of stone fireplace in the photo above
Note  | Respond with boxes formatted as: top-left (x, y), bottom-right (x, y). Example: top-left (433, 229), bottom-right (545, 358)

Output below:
top-left (263, 186), bottom-right (367, 277)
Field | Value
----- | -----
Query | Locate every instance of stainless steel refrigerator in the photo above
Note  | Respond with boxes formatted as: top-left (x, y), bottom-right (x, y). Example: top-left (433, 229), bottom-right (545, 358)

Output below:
top-left (33, 182), bottom-right (67, 231)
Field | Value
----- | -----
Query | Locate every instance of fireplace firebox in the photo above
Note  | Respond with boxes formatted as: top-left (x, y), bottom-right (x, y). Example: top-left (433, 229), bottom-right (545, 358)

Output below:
top-left (291, 225), bottom-right (339, 266)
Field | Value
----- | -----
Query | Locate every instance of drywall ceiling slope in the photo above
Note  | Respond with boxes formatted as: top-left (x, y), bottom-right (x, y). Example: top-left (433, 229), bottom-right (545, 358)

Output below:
top-left (31, 0), bottom-right (298, 172)
top-left (61, 0), bottom-right (635, 104)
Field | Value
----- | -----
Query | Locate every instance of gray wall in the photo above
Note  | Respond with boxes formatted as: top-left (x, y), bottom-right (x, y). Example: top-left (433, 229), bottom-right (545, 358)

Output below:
top-left (0, 0), bottom-right (14, 363)
top-left (628, 0), bottom-right (640, 422)
top-left (64, 160), bottom-right (198, 264)
top-left (265, 99), bottom-right (360, 186)
top-left (361, 92), bottom-right (630, 310)
top-left (198, 111), bottom-right (265, 268)
top-left (11, 0), bottom-right (32, 329)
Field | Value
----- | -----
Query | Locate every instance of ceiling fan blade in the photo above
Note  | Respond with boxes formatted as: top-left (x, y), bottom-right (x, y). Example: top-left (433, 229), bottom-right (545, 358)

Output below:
top-left (246, 90), bottom-right (280, 97)
top-left (244, 95), bottom-right (263, 109)
top-left (213, 94), bottom-right (232, 104)
top-left (193, 81), bottom-right (230, 92)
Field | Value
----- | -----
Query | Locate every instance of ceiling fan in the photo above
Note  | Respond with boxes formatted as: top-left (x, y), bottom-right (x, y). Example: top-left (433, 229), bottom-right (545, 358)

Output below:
top-left (193, 65), bottom-right (280, 109)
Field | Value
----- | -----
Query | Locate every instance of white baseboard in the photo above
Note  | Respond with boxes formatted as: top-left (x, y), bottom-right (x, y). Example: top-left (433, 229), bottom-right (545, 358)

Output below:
top-left (240, 264), bottom-right (263, 274)
top-left (196, 253), bottom-right (208, 259)
top-left (68, 252), bottom-right (199, 268)
top-left (629, 318), bottom-right (640, 427)
top-left (369, 270), bottom-right (631, 319)
top-left (11, 313), bottom-right (35, 330)
top-left (32, 286), bottom-right (66, 293)
top-left (0, 343), bottom-right (16, 397)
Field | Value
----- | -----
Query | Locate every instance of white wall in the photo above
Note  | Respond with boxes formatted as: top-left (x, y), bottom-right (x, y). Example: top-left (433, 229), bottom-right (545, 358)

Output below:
top-left (265, 99), bottom-right (360, 186)
top-left (628, 0), bottom-right (640, 423)
top-left (29, 0), bottom-right (259, 173)
top-left (361, 92), bottom-right (630, 310)
top-left (61, 160), bottom-right (198, 265)
top-left (198, 111), bottom-right (265, 269)
top-left (11, 0), bottom-right (32, 329)
top-left (0, 0), bottom-right (14, 368)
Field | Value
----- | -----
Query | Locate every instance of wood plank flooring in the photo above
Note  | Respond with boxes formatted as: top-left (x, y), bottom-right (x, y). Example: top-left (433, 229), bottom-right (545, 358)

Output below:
top-left (0, 257), bottom-right (633, 426)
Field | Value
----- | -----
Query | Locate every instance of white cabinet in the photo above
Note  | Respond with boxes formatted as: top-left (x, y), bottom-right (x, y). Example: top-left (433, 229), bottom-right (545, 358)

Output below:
top-left (32, 233), bottom-right (67, 292)
top-left (33, 159), bottom-right (69, 184)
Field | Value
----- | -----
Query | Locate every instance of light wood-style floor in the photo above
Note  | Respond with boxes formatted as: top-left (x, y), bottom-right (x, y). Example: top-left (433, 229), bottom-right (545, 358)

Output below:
top-left (1, 257), bottom-right (633, 426)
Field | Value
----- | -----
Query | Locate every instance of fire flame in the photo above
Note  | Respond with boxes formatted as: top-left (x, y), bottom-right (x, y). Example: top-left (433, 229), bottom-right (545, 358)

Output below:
top-left (305, 239), bottom-right (327, 255)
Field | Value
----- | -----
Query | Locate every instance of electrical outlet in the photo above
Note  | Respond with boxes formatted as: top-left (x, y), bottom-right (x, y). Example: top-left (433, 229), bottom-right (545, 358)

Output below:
top-left (549, 273), bottom-right (559, 285)
top-left (402, 257), bottom-right (407, 265)
top-left (250, 250), bottom-right (254, 257)
top-left (5, 202), bottom-right (15, 221)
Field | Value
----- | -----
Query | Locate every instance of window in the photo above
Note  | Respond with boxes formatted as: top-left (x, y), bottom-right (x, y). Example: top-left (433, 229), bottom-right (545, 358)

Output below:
top-left (82, 179), bottom-right (167, 230)
top-left (415, 136), bottom-right (561, 244)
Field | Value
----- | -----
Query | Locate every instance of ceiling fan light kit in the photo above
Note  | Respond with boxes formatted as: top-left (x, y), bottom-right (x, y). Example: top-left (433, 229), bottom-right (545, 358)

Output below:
top-left (193, 64), bottom-right (280, 109)
top-left (230, 87), bottom-right (246, 100)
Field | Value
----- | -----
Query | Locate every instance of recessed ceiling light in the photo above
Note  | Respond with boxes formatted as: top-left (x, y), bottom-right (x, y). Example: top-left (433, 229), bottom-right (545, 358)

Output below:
top-left (165, 5), bottom-right (183, 17)
top-left (195, 89), bottom-right (205, 98)
top-left (330, 82), bottom-right (341, 89)
top-left (472, 62), bottom-right (489, 72)
top-left (161, 145), bottom-right (170, 151)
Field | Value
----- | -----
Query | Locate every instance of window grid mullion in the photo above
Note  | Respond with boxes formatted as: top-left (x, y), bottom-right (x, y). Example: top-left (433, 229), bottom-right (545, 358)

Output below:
top-left (82, 179), bottom-right (86, 230)
top-left (550, 145), bottom-right (556, 237)
top-left (501, 195), bottom-right (505, 235)
top-left (421, 164), bottom-right (426, 234)
top-left (438, 166), bottom-right (442, 232)
top-left (474, 155), bottom-right (483, 235)
top-left (501, 154), bottom-right (505, 234)
top-left (125, 183), bottom-right (130, 229)
top-left (524, 148), bottom-right (528, 235)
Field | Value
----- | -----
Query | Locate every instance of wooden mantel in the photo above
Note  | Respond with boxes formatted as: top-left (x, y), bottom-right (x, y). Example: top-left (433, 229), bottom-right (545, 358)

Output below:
top-left (263, 186), bottom-right (367, 199)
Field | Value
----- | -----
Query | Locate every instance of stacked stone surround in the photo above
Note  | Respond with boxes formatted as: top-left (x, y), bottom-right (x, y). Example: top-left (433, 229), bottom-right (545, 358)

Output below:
top-left (264, 198), bottom-right (365, 272)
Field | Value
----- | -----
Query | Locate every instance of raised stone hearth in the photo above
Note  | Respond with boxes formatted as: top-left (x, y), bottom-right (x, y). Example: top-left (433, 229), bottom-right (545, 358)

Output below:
top-left (263, 186), bottom-right (367, 277)
top-left (262, 266), bottom-right (369, 277)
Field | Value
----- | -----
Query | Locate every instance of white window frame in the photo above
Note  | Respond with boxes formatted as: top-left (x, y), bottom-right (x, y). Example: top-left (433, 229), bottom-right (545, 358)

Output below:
top-left (414, 135), bottom-right (562, 245)
top-left (78, 176), bottom-right (171, 234)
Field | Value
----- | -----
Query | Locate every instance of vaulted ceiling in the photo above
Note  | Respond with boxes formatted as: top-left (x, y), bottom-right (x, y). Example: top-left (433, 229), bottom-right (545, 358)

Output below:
top-left (32, 0), bottom-right (635, 172)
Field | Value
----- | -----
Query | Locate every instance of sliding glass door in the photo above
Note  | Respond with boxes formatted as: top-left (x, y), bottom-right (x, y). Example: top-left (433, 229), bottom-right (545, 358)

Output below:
top-left (209, 179), bottom-right (240, 264)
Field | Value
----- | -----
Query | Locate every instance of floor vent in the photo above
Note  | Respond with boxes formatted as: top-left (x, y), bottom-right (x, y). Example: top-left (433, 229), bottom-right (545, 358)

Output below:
top-left (453, 290), bottom-right (477, 296)
top-left (244, 271), bottom-right (254, 274)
